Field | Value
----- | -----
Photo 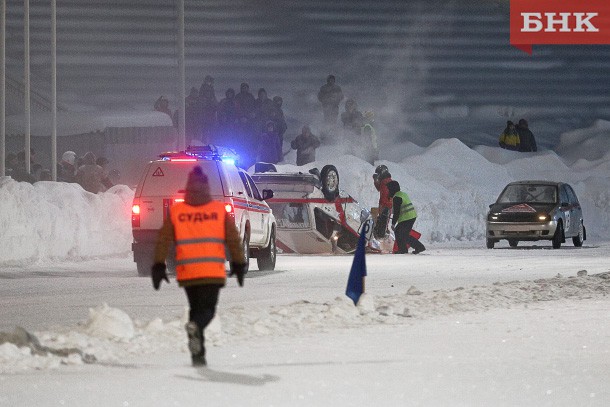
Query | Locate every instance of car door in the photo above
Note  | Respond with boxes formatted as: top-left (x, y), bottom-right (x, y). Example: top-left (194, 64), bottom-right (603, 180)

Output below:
top-left (558, 185), bottom-right (572, 235)
top-left (565, 184), bottom-right (582, 236)
top-left (245, 172), bottom-right (268, 245)
top-left (238, 172), bottom-right (262, 244)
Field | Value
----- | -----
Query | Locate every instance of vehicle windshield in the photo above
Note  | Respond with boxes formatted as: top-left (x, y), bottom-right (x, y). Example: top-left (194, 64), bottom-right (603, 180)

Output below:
top-left (268, 203), bottom-right (310, 229)
top-left (497, 184), bottom-right (557, 204)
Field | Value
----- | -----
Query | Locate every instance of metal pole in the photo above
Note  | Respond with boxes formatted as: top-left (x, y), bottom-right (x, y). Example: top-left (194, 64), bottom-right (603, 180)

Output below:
top-left (1, 0), bottom-right (5, 178)
top-left (51, 0), bottom-right (57, 180)
top-left (177, 0), bottom-right (185, 151)
top-left (24, 0), bottom-right (31, 173)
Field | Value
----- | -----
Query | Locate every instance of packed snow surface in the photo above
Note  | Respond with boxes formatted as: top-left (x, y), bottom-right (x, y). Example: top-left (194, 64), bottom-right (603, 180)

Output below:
top-left (1, 122), bottom-right (609, 406)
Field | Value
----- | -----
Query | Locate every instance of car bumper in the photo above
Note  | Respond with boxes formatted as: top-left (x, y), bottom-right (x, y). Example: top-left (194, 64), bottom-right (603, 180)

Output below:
top-left (486, 221), bottom-right (557, 240)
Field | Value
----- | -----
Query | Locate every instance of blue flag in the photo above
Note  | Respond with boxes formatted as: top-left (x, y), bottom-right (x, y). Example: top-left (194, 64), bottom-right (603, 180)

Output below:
top-left (346, 221), bottom-right (370, 305)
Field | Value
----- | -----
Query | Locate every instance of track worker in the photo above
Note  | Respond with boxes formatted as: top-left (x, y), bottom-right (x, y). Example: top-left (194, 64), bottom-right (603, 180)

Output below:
top-left (151, 165), bottom-right (247, 366)
top-left (387, 180), bottom-right (426, 254)
top-left (372, 164), bottom-right (393, 238)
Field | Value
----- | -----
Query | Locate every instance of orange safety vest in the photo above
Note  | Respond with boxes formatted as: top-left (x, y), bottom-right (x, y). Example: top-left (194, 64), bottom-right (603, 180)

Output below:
top-left (170, 201), bottom-right (227, 282)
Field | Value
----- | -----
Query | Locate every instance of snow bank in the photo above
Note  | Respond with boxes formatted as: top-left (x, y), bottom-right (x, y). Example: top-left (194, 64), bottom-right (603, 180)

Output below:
top-left (2, 126), bottom-right (610, 264)
top-left (0, 178), bottom-right (133, 264)
top-left (1, 271), bottom-right (607, 373)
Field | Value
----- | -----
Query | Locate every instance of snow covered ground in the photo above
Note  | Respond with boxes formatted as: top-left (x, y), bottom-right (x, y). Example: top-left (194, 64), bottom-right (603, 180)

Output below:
top-left (1, 120), bottom-right (609, 406)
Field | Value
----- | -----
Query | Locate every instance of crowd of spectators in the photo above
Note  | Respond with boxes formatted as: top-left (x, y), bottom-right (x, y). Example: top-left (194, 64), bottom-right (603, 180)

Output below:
top-left (153, 74), bottom-right (383, 167)
top-left (154, 76), bottom-right (289, 168)
top-left (4, 148), bottom-right (119, 194)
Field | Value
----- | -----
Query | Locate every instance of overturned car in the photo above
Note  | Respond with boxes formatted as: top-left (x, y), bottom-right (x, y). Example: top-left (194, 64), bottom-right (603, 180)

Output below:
top-left (251, 163), bottom-right (376, 254)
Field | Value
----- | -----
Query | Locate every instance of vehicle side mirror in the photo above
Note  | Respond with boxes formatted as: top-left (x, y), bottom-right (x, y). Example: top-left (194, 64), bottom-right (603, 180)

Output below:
top-left (262, 189), bottom-right (274, 200)
top-left (560, 202), bottom-right (569, 207)
top-left (488, 204), bottom-right (494, 208)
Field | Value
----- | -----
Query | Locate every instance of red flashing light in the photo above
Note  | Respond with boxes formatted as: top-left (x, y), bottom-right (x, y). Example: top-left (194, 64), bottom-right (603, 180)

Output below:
top-left (169, 158), bottom-right (197, 162)
top-left (174, 198), bottom-right (185, 203)
top-left (132, 204), bottom-right (141, 227)
top-left (225, 203), bottom-right (233, 213)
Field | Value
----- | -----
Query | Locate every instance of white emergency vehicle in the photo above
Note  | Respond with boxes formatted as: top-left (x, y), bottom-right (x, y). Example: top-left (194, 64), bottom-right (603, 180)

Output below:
top-left (131, 145), bottom-right (276, 276)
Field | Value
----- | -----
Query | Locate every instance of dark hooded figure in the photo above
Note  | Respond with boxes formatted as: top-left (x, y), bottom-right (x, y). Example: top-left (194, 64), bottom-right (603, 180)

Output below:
top-left (341, 99), bottom-right (365, 135)
top-left (151, 165), bottom-right (246, 366)
top-left (217, 88), bottom-right (239, 129)
top-left (254, 88), bottom-right (274, 132)
top-left (234, 82), bottom-right (256, 121)
top-left (185, 87), bottom-right (201, 140)
top-left (269, 96), bottom-right (288, 156)
top-left (318, 74), bottom-right (344, 125)
top-left (198, 75), bottom-right (218, 143)
top-left (291, 125), bottom-right (320, 166)
top-left (257, 121), bottom-right (282, 164)
top-left (516, 119), bottom-right (537, 152)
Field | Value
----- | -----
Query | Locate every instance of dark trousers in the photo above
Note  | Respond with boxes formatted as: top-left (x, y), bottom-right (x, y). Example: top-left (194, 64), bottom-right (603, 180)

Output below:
top-left (184, 284), bottom-right (223, 354)
top-left (395, 218), bottom-right (425, 254)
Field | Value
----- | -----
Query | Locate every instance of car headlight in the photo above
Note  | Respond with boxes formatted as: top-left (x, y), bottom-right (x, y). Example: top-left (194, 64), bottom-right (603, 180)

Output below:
top-left (488, 213), bottom-right (499, 221)
top-left (538, 214), bottom-right (548, 221)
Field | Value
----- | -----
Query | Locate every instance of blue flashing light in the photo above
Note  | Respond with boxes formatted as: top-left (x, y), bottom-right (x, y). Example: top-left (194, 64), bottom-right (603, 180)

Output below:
top-left (221, 157), bottom-right (236, 165)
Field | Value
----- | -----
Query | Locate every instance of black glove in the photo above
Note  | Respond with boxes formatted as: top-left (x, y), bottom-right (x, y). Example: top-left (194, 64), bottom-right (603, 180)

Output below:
top-left (151, 263), bottom-right (169, 290)
top-left (229, 263), bottom-right (247, 287)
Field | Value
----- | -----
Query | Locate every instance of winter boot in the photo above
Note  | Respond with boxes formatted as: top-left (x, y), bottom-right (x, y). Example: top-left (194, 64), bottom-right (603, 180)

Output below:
top-left (191, 353), bottom-right (207, 367)
top-left (185, 321), bottom-right (203, 356)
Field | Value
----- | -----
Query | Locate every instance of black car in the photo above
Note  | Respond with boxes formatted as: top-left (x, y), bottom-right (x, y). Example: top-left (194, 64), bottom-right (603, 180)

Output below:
top-left (486, 181), bottom-right (586, 249)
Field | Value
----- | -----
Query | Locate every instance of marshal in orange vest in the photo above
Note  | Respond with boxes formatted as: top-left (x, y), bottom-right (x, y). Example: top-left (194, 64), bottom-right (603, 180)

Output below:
top-left (170, 201), bottom-right (228, 282)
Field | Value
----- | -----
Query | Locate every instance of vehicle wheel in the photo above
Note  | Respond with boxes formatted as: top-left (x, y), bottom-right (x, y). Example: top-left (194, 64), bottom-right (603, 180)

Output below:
top-left (256, 228), bottom-right (276, 271)
top-left (508, 239), bottom-right (518, 248)
top-left (486, 238), bottom-right (495, 249)
top-left (572, 221), bottom-right (584, 247)
top-left (242, 233), bottom-right (250, 274)
top-left (320, 165), bottom-right (340, 202)
top-left (552, 221), bottom-right (563, 249)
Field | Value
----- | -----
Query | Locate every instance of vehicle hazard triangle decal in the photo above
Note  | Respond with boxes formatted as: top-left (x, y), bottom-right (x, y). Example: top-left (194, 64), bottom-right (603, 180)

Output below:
top-left (152, 167), bottom-right (164, 177)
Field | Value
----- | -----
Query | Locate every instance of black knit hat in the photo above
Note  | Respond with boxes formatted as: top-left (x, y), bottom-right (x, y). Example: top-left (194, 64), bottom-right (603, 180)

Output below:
top-left (186, 166), bottom-right (209, 192)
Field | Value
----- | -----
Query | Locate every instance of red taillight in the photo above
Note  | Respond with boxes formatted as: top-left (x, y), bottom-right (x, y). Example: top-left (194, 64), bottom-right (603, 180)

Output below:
top-left (225, 203), bottom-right (235, 219)
top-left (174, 198), bottom-right (185, 203)
top-left (132, 204), bottom-right (141, 227)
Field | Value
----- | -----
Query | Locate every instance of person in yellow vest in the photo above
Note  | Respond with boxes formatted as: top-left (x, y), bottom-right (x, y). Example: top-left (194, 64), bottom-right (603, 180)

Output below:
top-left (387, 180), bottom-right (426, 254)
top-left (151, 165), bottom-right (247, 366)
top-left (498, 120), bottom-right (520, 151)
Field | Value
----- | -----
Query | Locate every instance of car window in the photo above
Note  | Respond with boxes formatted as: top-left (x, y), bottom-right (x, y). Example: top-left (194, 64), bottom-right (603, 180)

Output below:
top-left (269, 203), bottom-right (310, 229)
top-left (238, 172), bottom-right (253, 198)
top-left (565, 185), bottom-right (579, 205)
top-left (141, 161), bottom-right (224, 196)
top-left (559, 185), bottom-right (570, 205)
top-left (497, 184), bottom-right (556, 204)
top-left (245, 173), bottom-right (263, 201)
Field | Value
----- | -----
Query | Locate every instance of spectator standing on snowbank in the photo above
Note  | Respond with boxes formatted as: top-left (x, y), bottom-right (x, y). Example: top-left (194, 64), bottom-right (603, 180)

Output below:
top-left (198, 75), bottom-right (218, 144)
top-left (318, 75), bottom-right (344, 125)
top-left (499, 120), bottom-right (520, 151)
top-left (75, 152), bottom-right (105, 194)
top-left (341, 99), bottom-right (365, 136)
top-left (516, 119), bottom-right (537, 152)
top-left (58, 151), bottom-right (77, 183)
top-left (257, 121), bottom-right (282, 164)
top-left (291, 125), bottom-right (320, 166)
